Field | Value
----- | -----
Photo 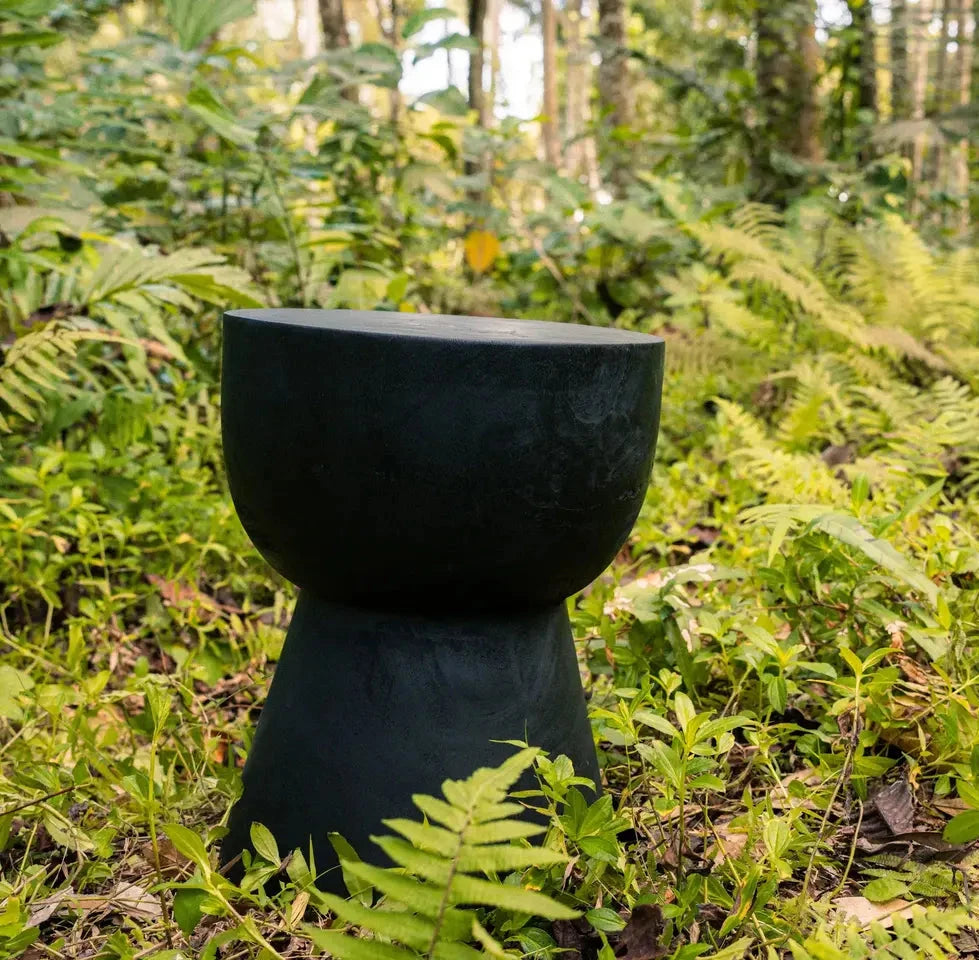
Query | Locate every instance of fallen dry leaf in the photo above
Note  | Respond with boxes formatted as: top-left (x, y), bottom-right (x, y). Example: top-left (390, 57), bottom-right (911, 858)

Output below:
top-left (28, 880), bottom-right (161, 927)
top-left (28, 887), bottom-right (74, 927)
top-left (615, 903), bottom-right (667, 960)
top-left (710, 817), bottom-right (750, 864)
top-left (107, 881), bottom-right (162, 920)
top-left (871, 779), bottom-right (915, 835)
top-left (833, 896), bottom-right (915, 928)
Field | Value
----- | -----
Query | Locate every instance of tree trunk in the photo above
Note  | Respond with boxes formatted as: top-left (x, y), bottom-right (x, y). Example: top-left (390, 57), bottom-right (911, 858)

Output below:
top-left (469, 0), bottom-right (488, 117)
top-left (597, 0), bottom-right (630, 192)
top-left (319, 0), bottom-right (357, 102)
top-left (483, 0), bottom-right (501, 128)
top-left (796, 7), bottom-right (823, 160)
top-left (754, 0), bottom-right (823, 170)
top-left (542, 0), bottom-right (560, 166)
top-left (319, 0), bottom-right (350, 48)
top-left (565, 0), bottom-right (586, 177)
top-left (910, 0), bottom-right (933, 215)
top-left (854, 0), bottom-right (878, 116)
top-left (954, 0), bottom-right (974, 230)
top-left (381, 0), bottom-right (403, 127)
top-left (564, 0), bottom-right (600, 188)
top-left (891, 0), bottom-right (910, 119)
top-left (927, 0), bottom-right (952, 186)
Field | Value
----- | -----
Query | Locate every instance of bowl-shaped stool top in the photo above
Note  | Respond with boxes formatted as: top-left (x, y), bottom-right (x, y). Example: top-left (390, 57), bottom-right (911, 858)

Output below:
top-left (222, 309), bottom-right (664, 613)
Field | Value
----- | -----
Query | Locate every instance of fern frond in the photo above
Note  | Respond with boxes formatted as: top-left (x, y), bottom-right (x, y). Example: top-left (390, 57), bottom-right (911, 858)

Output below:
top-left (790, 905), bottom-right (976, 960)
top-left (0, 320), bottom-right (113, 434)
top-left (82, 245), bottom-right (262, 309)
top-left (305, 749), bottom-right (576, 958)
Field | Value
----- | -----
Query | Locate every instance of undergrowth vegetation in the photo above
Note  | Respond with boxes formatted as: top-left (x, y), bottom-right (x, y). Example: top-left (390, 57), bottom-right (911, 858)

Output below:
top-left (3, 1), bottom-right (979, 958)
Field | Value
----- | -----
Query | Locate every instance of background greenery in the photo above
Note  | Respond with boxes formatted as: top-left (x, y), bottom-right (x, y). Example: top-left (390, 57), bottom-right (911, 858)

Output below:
top-left (3, 0), bottom-right (979, 956)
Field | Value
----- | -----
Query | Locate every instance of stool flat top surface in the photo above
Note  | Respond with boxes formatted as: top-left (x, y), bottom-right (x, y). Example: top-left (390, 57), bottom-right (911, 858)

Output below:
top-left (225, 309), bottom-right (663, 347)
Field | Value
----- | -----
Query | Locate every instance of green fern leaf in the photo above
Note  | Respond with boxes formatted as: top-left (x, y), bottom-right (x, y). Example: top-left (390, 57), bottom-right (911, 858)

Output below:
top-left (318, 749), bottom-right (578, 957)
top-left (304, 929), bottom-right (418, 960)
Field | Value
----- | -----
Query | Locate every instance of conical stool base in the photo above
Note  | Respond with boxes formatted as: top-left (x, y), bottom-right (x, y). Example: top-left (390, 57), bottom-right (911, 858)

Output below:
top-left (220, 594), bottom-right (599, 891)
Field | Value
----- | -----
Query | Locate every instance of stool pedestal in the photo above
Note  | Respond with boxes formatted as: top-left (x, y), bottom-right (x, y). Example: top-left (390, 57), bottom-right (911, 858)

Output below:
top-left (221, 595), bottom-right (598, 887)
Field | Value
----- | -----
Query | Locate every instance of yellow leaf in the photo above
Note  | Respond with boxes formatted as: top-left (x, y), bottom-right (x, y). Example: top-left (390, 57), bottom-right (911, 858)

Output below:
top-left (464, 230), bottom-right (500, 273)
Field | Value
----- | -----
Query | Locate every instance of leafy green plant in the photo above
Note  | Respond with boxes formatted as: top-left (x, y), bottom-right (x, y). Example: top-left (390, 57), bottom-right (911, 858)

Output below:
top-left (306, 748), bottom-right (577, 958)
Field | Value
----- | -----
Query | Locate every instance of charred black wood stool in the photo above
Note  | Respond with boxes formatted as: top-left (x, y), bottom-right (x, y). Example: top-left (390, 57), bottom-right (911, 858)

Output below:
top-left (218, 309), bottom-right (664, 887)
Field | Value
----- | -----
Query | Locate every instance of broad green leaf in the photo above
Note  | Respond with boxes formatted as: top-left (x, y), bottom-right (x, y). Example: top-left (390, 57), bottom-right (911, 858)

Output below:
top-left (765, 674), bottom-right (788, 713)
top-left (417, 86), bottom-right (470, 116)
top-left (633, 709), bottom-right (680, 739)
top-left (162, 824), bottom-right (210, 871)
top-left (249, 823), bottom-right (279, 863)
top-left (0, 666), bottom-right (34, 721)
top-left (402, 6), bottom-right (455, 37)
top-left (172, 887), bottom-right (208, 937)
top-left (698, 715), bottom-right (753, 742)
top-left (0, 140), bottom-right (85, 172)
top-left (413, 32), bottom-right (479, 63)
top-left (863, 876), bottom-right (909, 902)
top-left (0, 29), bottom-right (62, 49)
top-left (164, 0), bottom-right (255, 51)
top-left (957, 781), bottom-right (979, 809)
top-left (673, 692), bottom-right (696, 733)
top-left (943, 810), bottom-right (979, 844)
top-left (170, 273), bottom-right (264, 308)
top-left (328, 833), bottom-right (373, 905)
top-left (768, 515), bottom-right (792, 565)
top-left (187, 81), bottom-right (257, 147)
top-left (811, 513), bottom-right (938, 605)
top-left (332, 270), bottom-right (390, 310)
top-left (586, 906), bottom-right (626, 932)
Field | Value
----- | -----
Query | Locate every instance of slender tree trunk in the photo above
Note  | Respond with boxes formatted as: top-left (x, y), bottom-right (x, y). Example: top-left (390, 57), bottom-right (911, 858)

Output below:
top-left (954, 0), bottom-right (974, 230)
top-left (469, 0), bottom-right (488, 118)
top-left (753, 0), bottom-right (823, 183)
top-left (597, 0), bottom-right (630, 193)
top-left (565, 0), bottom-right (585, 177)
top-left (927, 0), bottom-right (952, 188)
top-left (565, 0), bottom-right (600, 189)
top-left (854, 0), bottom-right (879, 115)
top-left (542, 0), bottom-right (560, 166)
top-left (910, 0), bottom-right (933, 215)
top-left (484, 0), bottom-right (501, 127)
top-left (796, 7), bottom-right (823, 160)
top-left (891, 0), bottom-right (910, 119)
top-left (299, 0), bottom-right (322, 150)
top-left (381, 0), bottom-right (403, 126)
top-left (466, 0), bottom-right (492, 207)
top-left (319, 0), bottom-right (357, 102)
top-left (319, 0), bottom-right (350, 47)
top-left (852, 0), bottom-right (879, 162)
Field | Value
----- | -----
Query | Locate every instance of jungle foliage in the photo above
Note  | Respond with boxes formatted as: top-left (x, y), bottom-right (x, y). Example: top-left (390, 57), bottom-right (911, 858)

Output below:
top-left (2, 0), bottom-right (979, 957)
